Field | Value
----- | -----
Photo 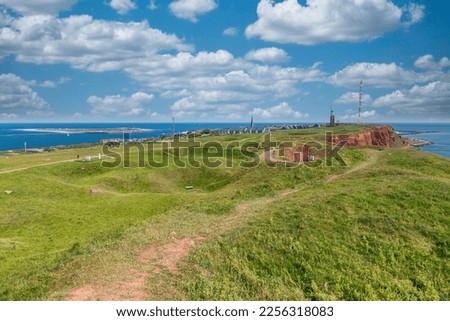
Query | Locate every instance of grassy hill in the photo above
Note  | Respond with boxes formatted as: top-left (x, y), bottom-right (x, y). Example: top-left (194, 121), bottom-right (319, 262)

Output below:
top-left (0, 125), bottom-right (448, 300)
top-left (180, 148), bottom-right (450, 300)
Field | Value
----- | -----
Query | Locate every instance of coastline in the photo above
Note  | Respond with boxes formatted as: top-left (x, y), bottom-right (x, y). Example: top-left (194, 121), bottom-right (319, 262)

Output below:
top-left (404, 137), bottom-right (433, 147)
top-left (2, 125), bottom-right (449, 302)
top-left (17, 127), bottom-right (153, 135)
top-left (0, 123), bottom-right (320, 153)
top-left (1, 123), bottom-right (449, 159)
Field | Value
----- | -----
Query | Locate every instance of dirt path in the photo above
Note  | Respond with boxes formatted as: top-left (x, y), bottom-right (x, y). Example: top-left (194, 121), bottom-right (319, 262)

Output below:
top-left (65, 151), bottom-right (384, 301)
top-left (64, 189), bottom-right (299, 301)
top-left (0, 159), bottom-right (75, 175)
top-left (65, 236), bottom-right (205, 301)
top-left (326, 149), bottom-right (381, 183)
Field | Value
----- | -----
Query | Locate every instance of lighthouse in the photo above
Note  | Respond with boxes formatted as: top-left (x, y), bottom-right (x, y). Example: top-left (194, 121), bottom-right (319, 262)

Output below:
top-left (330, 106), bottom-right (335, 127)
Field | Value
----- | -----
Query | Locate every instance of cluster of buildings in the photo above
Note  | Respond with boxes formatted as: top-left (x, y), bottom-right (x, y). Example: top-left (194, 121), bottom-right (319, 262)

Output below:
top-left (100, 123), bottom-right (324, 146)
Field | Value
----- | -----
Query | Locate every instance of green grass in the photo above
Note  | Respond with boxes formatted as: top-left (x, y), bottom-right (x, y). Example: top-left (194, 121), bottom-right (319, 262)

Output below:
top-left (0, 125), bottom-right (449, 301)
top-left (0, 167), bottom-right (178, 299)
top-left (0, 146), bottom-right (102, 172)
top-left (179, 149), bottom-right (450, 300)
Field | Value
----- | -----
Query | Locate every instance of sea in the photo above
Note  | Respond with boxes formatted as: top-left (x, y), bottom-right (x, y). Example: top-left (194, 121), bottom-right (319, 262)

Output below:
top-left (389, 123), bottom-right (450, 159)
top-left (0, 122), bottom-right (449, 158)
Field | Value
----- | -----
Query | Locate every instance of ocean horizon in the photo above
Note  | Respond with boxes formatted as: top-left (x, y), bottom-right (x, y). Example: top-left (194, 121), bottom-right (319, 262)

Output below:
top-left (0, 122), bottom-right (449, 159)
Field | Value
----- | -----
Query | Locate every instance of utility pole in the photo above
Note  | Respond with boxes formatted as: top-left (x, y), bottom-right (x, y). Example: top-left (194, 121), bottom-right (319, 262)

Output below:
top-left (172, 117), bottom-right (175, 141)
top-left (358, 80), bottom-right (363, 124)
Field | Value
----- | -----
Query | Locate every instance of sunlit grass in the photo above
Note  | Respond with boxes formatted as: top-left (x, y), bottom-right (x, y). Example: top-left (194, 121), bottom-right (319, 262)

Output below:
top-left (179, 149), bottom-right (450, 300)
top-left (0, 125), bottom-right (448, 300)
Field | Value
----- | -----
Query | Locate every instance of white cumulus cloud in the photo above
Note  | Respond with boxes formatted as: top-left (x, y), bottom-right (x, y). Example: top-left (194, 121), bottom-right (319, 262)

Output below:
top-left (0, 0), bottom-right (76, 15)
top-left (252, 102), bottom-right (306, 120)
top-left (0, 113), bottom-right (18, 119)
top-left (341, 110), bottom-right (377, 120)
top-left (334, 92), bottom-right (373, 105)
top-left (415, 54), bottom-right (450, 70)
top-left (88, 92), bottom-right (154, 117)
top-left (0, 15), bottom-right (193, 71)
top-left (403, 3), bottom-right (425, 26)
top-left (223, 27), bottom-right (238, 36)
top-left (330, 55), bottom-right (450, 89)
top-left (246, 0), bottom-right (425, 45)
top-left (164, 59), bottom-right (324, 121)
top-left (0, 73), bottom-right (49, 115)
top-left (373, 81), bottom-right (450, 114)
top-left (148, 0), bottom-right (157, 10)
top-left (109, 0), bottom-right (137, 15)
top-left (0, 10), bottom-right (329, 121)
top-left (330, 62), bottom-right (422, 88)
top-left (169, 0), bottom-right (218, 22)
top-left (245, 47), bottom-right (290, 64)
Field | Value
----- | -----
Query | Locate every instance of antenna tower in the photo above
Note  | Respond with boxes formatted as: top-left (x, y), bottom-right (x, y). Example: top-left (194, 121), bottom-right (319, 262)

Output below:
top-left (358, 80), bottom-right (363, 124)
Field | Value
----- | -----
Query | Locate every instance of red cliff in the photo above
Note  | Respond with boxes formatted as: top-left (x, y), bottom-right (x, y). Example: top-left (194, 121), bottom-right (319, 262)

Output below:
top-left (329, 126), bottom-right (405, 148)
top-left (283, 126), bottom-right (405, 163)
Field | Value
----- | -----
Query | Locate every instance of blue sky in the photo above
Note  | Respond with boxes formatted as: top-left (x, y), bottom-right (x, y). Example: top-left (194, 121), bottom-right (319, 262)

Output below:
top-left (0, 0), bottom-right (449, 123)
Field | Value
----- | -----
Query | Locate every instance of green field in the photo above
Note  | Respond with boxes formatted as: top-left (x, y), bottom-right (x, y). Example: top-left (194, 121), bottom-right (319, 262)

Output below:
top-left (0, 125), bottom-right (449, 300)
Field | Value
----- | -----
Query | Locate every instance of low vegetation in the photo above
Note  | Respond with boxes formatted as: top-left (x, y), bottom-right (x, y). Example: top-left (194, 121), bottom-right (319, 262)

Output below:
top-left (0, 125), bottom-right (448, 300)
top-left (181, 149), bottom-right (450, 300)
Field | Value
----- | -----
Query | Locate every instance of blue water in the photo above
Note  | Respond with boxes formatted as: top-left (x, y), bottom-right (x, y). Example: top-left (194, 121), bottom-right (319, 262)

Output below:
top-left (0, 122), bottom-right (264, 151)
top-left (0, 123), bottom-right (449, 158)
top-left (389, 123), bottom-right (450, 159)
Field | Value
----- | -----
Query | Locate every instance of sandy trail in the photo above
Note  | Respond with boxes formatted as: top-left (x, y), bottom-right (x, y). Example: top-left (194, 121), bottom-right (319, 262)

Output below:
top-left (65, 236), bottom-right (204, 301)
top-left (0, 159), bottom-right (75, 175)
top-left (64, 189), bottom-right (299, 301)
top-left (66, 151), bottom-right (381, 300)
top-left (326, 149), bottom-right (381, 183)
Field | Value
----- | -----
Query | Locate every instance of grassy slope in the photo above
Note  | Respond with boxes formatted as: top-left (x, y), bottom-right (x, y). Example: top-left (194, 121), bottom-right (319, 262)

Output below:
top-left (180, 148), bottom-right (450, 300)
top-left (0, 125), bottom-right (449, 300)
top-left (0, 162), bottom-right (179, 299)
